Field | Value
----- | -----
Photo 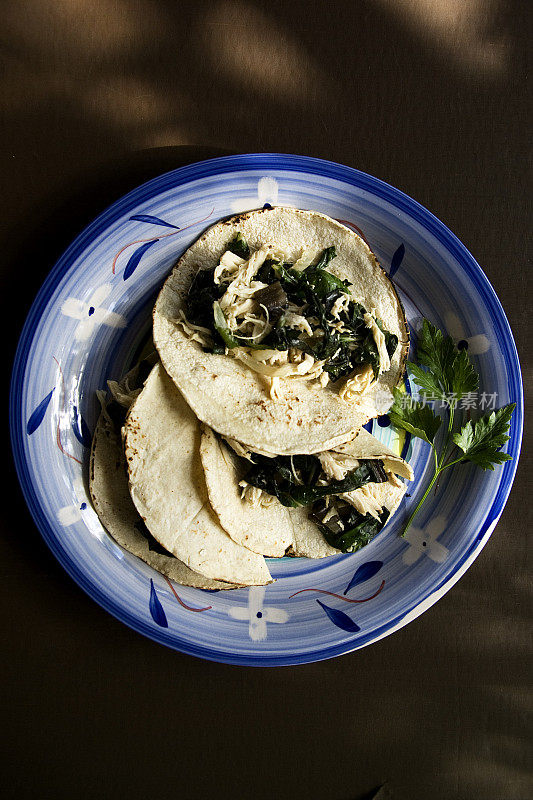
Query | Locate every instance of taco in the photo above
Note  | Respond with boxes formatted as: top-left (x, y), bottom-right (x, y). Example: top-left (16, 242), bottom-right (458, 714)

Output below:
top-left (200, 425), bottom-right (412, 558)
top-left (199, 426), bottom-right (292, 558)
top-left (153, 207), bottom-right (408, 455)
top-left (89, 357), bottom-right (235, 589)
top-left (123, 362), bottom-right (272, 586)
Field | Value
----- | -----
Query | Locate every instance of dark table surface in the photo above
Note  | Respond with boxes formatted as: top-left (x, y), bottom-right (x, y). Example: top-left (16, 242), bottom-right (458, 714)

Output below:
top-left (2, 2), bottom-right (531, 799)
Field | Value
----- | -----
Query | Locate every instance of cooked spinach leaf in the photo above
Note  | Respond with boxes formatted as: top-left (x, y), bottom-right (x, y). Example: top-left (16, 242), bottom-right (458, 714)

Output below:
top-left (213, 301), bottom-right (240, 349)
top-left (256, 258), bottom-right (281, 284)
top-left (243, 454), bottom-right (387, 508)
top-left (260, 321), bottom-right (304, 351)
top-left (308, 267), bottom-right (351, 298)
top-left (243, 453), bottom-right (322, 507)
top-left (227, 232), bottom-right (250, 259)
top-left (184, 239), bottom-right (399, 380)
top-left (311, 501), bottom-right (389, 553)
top-left (306, 245), bottom-right (337, 273)
top-left (186, 267), bottom-right (225, 330)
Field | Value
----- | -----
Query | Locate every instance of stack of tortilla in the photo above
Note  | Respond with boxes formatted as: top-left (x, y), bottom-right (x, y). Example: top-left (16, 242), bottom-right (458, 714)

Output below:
top-left (90, 208), bottom-right (412, 587)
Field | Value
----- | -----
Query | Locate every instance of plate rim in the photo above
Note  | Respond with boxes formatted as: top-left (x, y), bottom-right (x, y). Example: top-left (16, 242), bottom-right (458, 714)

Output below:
top-left (9, 153), bottom-right (524, 666)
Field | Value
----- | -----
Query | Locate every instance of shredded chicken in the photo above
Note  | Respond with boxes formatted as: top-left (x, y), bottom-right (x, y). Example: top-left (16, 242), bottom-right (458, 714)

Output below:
top-left (269, 376), bottom-right (283, 401)
top-left (330, 294), bottom-right (351, 319)
top-left (173, 310), bottom-right (213, 348)
top-left (341, 472), bottom-right (404, 519)
top-left (339, 363), bottom-right (375, 403)
top-left (224, 438), bottom-right (254, 462)
top-left (317, 451), bottom-right (360, 481)
top-left (212, 247), bottom-right (277, 346)
top-left (267, 246), bottom-right (290, 264)
top-left (107, 379), bottom-right (141, 409)
top-left (364, 311), bottom-right (391, 374)
top-left (233, 348), bottom-right (325, 381)
top-left (321, 505), bottom-right (337, 524)
top-left (291, 248), bottom-right (318, 272)
top-left (282, 311), bottom-right (313, 337)
top-left (238, 481), bottom-right (278, 508)
top-left (250, 349), bottom-right (289, 364)
top-left (213, 250), bottom-right (246, 284)
top-left (219, 246), bottom-right (271, 303)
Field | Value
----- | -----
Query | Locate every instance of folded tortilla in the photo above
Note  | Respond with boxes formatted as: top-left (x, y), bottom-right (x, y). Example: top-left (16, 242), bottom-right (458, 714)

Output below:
top-left (89, 357), bottom-right (235, 588)
top-left (200, 426), bottom-right (411, 559)
top-left (333, 428), bottom-right (414, 481)
top-left (289, 481), bottom-right (407, 559)
top-left (124, 363), bottom-right (272, 586)
top-left (153, 207), bottom-right (408, 456)
top-left (199, 426), bottom-right (293, 557)
top-left (90, 407), bottom-right (236, 589)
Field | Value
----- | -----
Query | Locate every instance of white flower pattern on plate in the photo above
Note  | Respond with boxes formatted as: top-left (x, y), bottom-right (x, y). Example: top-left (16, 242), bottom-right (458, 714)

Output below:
top-left (228, 586), bottom-right (289, 641)
top-left (61, 284), bottom-right (127, 341)
top-left (57, 476), bottom-right (87, 526)
top-left (444, 312), bottom-right (490, 355)
top-left (230, 176), bottom-right (280, 213)
top-left (402, 516), bottom-right (449, 565)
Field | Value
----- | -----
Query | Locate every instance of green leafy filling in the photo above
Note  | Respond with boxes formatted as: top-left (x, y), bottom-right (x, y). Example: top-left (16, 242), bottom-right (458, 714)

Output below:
top-left (185, 234), bottom-right (398, 382)
top-left (243, 452), bottom-right (387, 508)
top-left (240, 451), bottom-right (391, 553)
top-left (311, 500), bottom-right (390, 553)
top-left (226, 231), bottom-right (250, 259)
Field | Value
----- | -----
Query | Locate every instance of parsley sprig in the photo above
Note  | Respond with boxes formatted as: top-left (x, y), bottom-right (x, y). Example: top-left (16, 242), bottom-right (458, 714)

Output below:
top-left (389, 319), bottom-right (516, 535)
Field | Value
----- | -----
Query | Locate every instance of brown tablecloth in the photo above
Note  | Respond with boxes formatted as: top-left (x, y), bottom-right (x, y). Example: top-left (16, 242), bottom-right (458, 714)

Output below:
top-left (2, 2), bottom-right (531, 798)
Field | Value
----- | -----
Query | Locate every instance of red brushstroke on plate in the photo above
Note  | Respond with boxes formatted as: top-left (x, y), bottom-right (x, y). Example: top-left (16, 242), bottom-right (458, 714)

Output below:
top-left (288, 580), bottom-right (385, 603)
top-left (163, 575), bottom-right (212, 612)
top-left (112, 208), bottom-right (215, 274)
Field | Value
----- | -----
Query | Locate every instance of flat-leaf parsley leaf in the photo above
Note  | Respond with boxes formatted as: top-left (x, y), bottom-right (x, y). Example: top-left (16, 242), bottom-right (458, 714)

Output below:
top-left (389, 320), bottom-right (515, 534)
top-left (452, 404), bottom-right (516, 470)
top-left (389, 388), bottom-right (443, 446)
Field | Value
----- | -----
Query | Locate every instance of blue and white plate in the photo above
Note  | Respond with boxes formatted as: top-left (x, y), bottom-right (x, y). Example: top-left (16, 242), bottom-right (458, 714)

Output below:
top-left (10, 154), bottom-right (523, 665)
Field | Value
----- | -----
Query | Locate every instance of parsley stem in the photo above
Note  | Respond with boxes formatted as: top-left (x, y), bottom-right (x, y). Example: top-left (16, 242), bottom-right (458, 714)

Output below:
top-left (434, 401), bottom-right (456, 495)
top-left (401, 449), bottom-right (440, 536)
top-left (440, 456), bottom-right (465, 471)
top-left (438, 402), bottom-right (455, 470)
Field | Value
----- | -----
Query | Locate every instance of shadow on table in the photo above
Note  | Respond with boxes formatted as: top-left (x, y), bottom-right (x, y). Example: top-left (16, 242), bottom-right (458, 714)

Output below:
top-left (3, 144), bottom-right (232, 595)
top-left (1, 2), bottom-right (530, 798)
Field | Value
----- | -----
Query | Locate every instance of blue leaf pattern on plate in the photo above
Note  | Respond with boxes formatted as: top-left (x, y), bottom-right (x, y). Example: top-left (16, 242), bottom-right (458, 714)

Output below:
top-left (129, 214), bottom-right (179, 229)
top-left (390, 243), bottom-right (405, 276)
top-left (344, 561), bottom-right (383, 595)
top-left (149, 579), bottom-right (168, 628)
top-left (123, 240), bottom-right (158, 280)
top-left (27, 389), bottom-right (54, 435)
top-left (316, 600), bottom-right (360, 632)
top-left (72, 406), bottom-right (92, 447)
